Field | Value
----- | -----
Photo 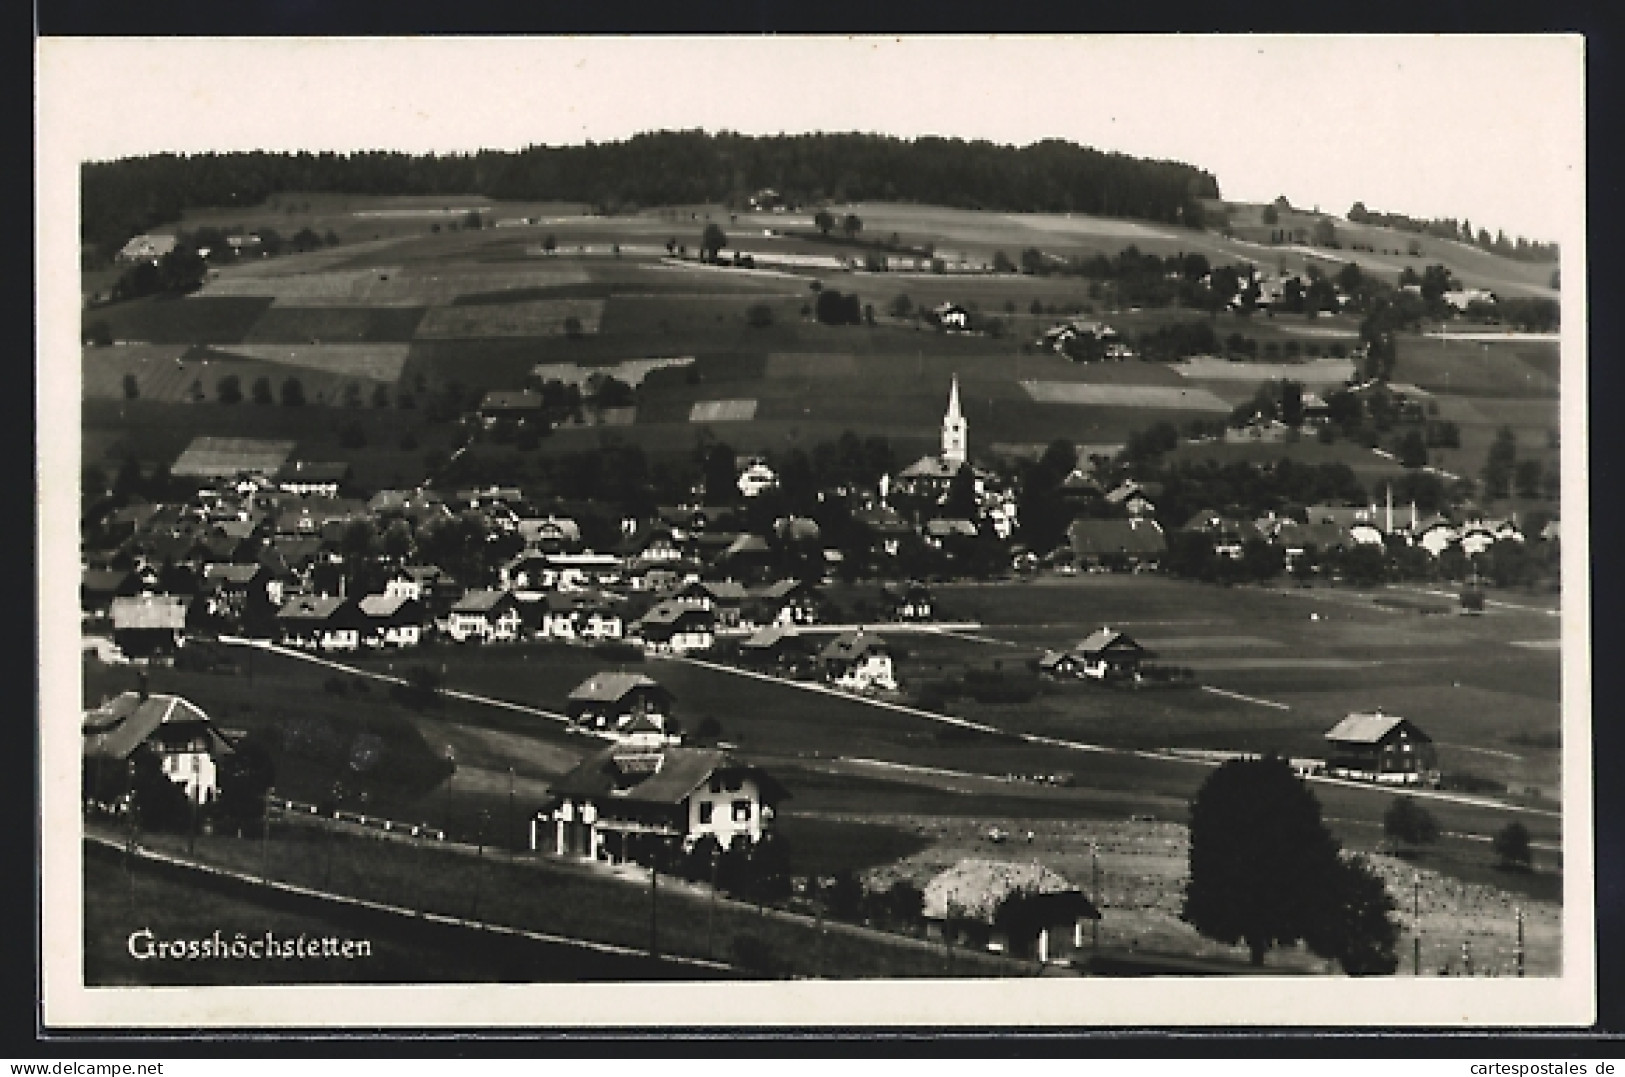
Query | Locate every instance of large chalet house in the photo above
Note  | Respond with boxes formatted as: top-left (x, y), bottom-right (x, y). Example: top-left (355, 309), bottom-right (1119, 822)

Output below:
top-left (1066, 518), bottom-right (1167, 572)
top-left (820, 630), bottom-right (898, 692)
top-left (109, 595), bottom-right (189, 660)
top-left (540, 590), bottom-right (625, 641)
top-left (276, 595), bottom-right (364, 651)
top-left (565, 671), bottom-right (677, 740)
top-left (675, 578), bottom-right (816, 632)
top-left (537, 743), bottom-right (788, 863)
top-left (83, 690), bottom-right (235, 806)
top-left (1323, 711), bottom-right (1438, 785)
top-left (738, 625), bottom-right (817, 673)
top-left (630, 599), bottom-right (715, 654)
top-left (356, 593), bottom-right (426, 648)
top-left (446, 589), bottom-right (524, 643)
top-left (1073, 628), bottom-right (1149, 681)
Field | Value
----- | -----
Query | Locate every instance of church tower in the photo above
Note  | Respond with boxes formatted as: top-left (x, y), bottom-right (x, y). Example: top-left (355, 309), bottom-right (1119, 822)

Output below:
top-left (942, 374), bottom-right (968, 467)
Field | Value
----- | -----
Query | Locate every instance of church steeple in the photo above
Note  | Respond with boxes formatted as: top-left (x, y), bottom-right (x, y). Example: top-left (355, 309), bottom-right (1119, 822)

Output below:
top-left (942, 374), bottom-right (968, 466)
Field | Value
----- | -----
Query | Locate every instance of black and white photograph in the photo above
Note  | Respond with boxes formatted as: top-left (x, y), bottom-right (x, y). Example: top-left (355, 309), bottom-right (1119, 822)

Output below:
top-left (36, 34), bottom-right (1591, 1029)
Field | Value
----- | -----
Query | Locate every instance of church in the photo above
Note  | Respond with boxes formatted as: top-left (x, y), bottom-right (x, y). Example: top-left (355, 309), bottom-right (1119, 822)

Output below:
top-left (891, 376), bottom-right (1017, 538)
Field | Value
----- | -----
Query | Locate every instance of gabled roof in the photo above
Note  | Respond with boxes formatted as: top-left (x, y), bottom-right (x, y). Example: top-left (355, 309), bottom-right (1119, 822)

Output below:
top-left (924, 517), bottom-right (979, 538)
top-left (636, 600), bottom-right (714, 629)
top-left (549, 745), bottom-right (787, 807)
top-left (202, 563), bottom-right (265, 586)
top-left (741, 625), bottom-right (805, 650)
top-left (451, 589), bottom-right (517, 614)
top-left (357, 594), bottom-right (419, 619)
top-left (1067, 518), bottom-right (1167, 557)
top-left (83, 692), bottom-right (232, 761)
top-left (921, 858), bottom-right (1089, 923)
top-left (82, 568), bottom-right (134, 594)
top-left (723, 534), bottom-right (772, 558)
top-left (853, 506), bottom-right (912, 534)
top-left (899, 455), bottom-right (964, 480)
top-left (568, 672), bottom-right (667, 705)
top-left (1074, 628), bottom-right (1144, 657)
top-left (480, 390), bottom-right (545, 411)
top-left (110, 595), bottom-right (188, 631)
top-left (276, 595), bottom-right (352, 623)
top-left (1325, 711), bottom-right (1428, 745)
top-left (820, 630), bottom-right (891, 662)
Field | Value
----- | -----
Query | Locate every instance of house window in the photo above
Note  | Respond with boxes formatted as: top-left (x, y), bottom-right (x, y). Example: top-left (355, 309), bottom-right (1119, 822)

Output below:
top-left (699, 801), bottom-right (714, 825)
top-left (731, 799), bottom-right (751, 823)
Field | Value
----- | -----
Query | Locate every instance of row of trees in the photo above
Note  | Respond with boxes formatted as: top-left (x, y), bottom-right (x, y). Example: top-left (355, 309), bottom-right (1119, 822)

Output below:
top-left (1346, 203), bottom-right (1559, 263)
top-left (82, 134), bottom-right (1219, 262)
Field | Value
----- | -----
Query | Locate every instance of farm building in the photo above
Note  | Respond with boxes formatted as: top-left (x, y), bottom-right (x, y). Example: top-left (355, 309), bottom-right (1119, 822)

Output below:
top-left (446, 590), bottom-right (524, 643)
top-left (820, 630), bottom-right (897, 692)
top-left (1104, 480), bottom-right (1160, 518)
top-left (922, 858), bottom-right (1099, 960)
top-left (356, 593), bottom-right (426, 648)
top-left (631, 600), bottom-right (715, 654)
top-left (933, 303), bottom-right (971, 331)
top-left (109, 595), bottom-right (189, 660)
top-left (537, 744), bottom-right (788, 863)
top-left (1066, 518), bottom-right (1167, 571)
top-left (1224, 416), bottom-right (1292, 444)
top-left (83, 690), bottom-right (234, 806)
top-left (1073, 628), bottom-right (1149, 681)
top-left (566, 672), bottom-right (676, 738)
top-left (276, 595), bottom-right (364, 651)
top-left (1323, 711), bottom-right (1438, 784)
top-left (170, 437), bottom-right (296, 482)
top-left (116, 233), bottom-right (179, 263)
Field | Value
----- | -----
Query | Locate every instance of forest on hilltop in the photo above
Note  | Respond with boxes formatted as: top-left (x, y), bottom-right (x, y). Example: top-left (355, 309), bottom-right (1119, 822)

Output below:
top-left (81, 130), bottom-right (1221, 261)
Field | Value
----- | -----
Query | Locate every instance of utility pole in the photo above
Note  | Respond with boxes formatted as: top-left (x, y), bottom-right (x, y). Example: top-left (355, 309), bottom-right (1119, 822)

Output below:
top-left (706, 847), bottom-right (720, 962)
top-left (648, 840), bottom-right (661, 963)
top-left (261, 787), bottom-right (275, 883)
top-left (506, 768), bottom-right (516, 861)
top-left (1413, 873), bottom-right (1422, 976)
top-left (1092, 842), bottom-right (1101, 953)
top-left (124, 760), bottom-right (138, 910)
top-left (472, 810), bottom-right (489, 921)
top-left (1516, 906), bottom-right (1525, 978)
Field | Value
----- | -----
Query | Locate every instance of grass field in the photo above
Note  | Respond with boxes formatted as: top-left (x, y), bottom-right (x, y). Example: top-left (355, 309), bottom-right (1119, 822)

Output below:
top-left (86, 295), bottom-right (273, 345)
top-left (243, 304), bottom-right (428, 344)
top-left (414, 298), bottom-right (607, 338)
top-left (83, 839), bottom-right (696, 984)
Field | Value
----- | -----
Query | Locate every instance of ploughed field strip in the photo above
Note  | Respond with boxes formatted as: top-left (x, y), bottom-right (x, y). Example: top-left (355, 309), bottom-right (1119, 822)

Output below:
top-left (413, 298), bottom-right (607, 338)
top-left (1169, 357), bottom-right (1357, 383)
top-left (1019, 380), bottom-right (1232, 412)
top-left (242, 304), bottom-right (428, 344)
top-left (688, 399), bottom-right (759, 422)
top-left (205, 342), bottom-right (412, 382)
top-left (198, 264), bottom-right (591, 304)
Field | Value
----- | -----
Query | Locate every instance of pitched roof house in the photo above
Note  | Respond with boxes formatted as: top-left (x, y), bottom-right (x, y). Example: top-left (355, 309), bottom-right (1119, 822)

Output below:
top-left (819, 630), bottom-right (897, 692)
top-left (83, 691), bottom-right (234, 804)
top-left (1323, 711), bottom-right (1437, 784)
top-left (539, 745), bottom-right (788, 861)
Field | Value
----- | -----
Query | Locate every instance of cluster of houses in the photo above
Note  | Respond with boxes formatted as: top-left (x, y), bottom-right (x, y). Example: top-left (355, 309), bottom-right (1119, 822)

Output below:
top-left (1178, 495), bottom-right (1538, 570)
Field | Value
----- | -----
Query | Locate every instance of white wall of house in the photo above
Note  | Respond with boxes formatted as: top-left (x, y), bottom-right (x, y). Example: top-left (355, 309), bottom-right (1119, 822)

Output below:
top-left (686, 776), bottom-right (765, 848)
top-left (834, 653), bottom-right (896, 691)
top-left (318, 628), bottom-right (360, 652)
top-left (160, 750), bottom-right (219, 803)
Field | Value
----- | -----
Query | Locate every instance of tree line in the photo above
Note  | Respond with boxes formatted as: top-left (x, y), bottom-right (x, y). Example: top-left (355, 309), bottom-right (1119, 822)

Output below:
top-left (1346, 202), bottom-right (1558, 263)
top-left (81, 132), bottom-right (1220, 262)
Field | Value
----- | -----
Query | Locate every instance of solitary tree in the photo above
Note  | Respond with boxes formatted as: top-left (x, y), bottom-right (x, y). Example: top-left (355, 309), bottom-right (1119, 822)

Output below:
top-left (1493, 822), bottom-right (1534, 871)
top-left (841, 213), bottom-right (863, 240)
top-left (1383, 796), bottom-right (1439, 853)
top-left (1182, 754), bottom-right (1344, 966)
top-left (217, 374), bottom-right (242, 405)
top-left (280, 377), bottom-right (306, 407)
top-left (121, 373), bottom-right (139, 400)
top-left (701, 223), bottom-right (728, 262)
top-left (814, 209), bottom-right (835, 236)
